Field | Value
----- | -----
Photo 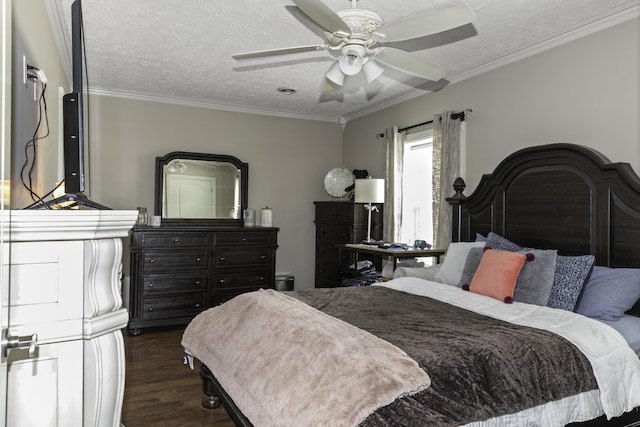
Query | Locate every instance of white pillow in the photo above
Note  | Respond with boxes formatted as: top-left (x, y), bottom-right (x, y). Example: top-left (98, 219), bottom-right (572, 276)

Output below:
top-left (434, 241), bottom-right (485, 285)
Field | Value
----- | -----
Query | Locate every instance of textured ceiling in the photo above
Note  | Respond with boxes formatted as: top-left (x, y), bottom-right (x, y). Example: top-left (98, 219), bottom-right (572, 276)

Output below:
top-left (49, 0), bottom-right (640, 122)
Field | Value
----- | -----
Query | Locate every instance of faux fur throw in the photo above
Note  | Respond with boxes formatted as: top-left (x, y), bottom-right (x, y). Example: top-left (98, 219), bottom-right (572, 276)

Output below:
top-left (182, 288), bottom-right (430, 427)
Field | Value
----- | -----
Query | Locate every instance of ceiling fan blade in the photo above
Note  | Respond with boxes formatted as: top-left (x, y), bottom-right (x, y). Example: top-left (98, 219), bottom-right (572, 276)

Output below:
top-left (232, 45), bottom-right (325, 60)
top-left (379, 4), bottom-right (477, 42)
top-left (292, 0), bottom-right (351, 36)
top-left (376, 47), bottom-right (447, 81)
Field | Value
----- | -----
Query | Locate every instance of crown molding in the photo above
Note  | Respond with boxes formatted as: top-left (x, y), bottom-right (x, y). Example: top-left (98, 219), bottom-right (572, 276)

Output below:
top-left (343, 3), bottom-right (640, 121)
top-left (88, 89), bottom-right (338, 123)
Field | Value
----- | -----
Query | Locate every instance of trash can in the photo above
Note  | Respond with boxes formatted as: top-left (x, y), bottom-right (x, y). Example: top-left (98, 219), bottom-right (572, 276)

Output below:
top-left (275, 274), bottom-right (294, 291)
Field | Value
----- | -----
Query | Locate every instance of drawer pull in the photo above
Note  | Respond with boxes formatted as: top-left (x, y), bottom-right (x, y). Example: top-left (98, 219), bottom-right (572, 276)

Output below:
top-left (195, 303), bottom-right (201, 308)
top-left (259, 276), bottom-right (265, 282)
top-left (195, 257), bottom-right (203, 263)
top-left (148, 283), bottom-right (154, 288)
top-left (241, 237), bottom-right (247, 242)
top-left (260, 255), bottom-right (266, 260)
top-left (173, 238), bottom-right (180, 244)
top-left (194, 280), bottom-right (201, 286)
top-left (149, 259), bottom-right (155, 264)
top-left (219, 256), bottom-right (226, 262)
top-left (218, 279), bottom-right (225, 284)
top-left (148, 307), bottom-right (154, 312)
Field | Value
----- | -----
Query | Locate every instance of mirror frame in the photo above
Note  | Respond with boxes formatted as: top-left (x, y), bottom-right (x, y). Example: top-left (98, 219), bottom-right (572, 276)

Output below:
top-left (154, 151), bottom-right (248, 227)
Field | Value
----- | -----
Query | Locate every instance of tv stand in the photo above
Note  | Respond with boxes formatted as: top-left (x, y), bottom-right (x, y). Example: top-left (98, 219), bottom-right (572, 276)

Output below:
top-left (25, 192), bottom-right (111, 210)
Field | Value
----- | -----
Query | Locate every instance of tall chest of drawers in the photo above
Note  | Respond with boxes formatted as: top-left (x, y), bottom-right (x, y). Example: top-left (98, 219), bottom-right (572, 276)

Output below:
top-left (128, 226), bottom-right (278, 334)
top-left (314, 201), bottom-right (383, 288)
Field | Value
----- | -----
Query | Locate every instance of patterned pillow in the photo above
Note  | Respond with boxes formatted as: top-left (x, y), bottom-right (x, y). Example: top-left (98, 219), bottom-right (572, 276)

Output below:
top-left (486, 232), bottom-right (524, 251)
top-left (547, 255), bottom-right (595, 311)
top-left (484, 232), bottom-right (594, 311)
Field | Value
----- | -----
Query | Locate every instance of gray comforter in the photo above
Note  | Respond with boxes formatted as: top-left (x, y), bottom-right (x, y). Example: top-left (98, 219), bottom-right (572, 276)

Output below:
top-left (289, 286), bottom-right (598, 426)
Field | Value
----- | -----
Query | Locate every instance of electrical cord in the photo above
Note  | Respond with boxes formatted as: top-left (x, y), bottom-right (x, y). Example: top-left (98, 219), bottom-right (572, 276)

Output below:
top-left (20, 66), bottom-right (60, 208)
top-left (23, 180), bottom-right (65, 209)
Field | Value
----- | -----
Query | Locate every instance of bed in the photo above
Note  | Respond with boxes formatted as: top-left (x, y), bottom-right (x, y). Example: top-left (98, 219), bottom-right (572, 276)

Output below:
top-left (182, 143), bottom-right (640, 426)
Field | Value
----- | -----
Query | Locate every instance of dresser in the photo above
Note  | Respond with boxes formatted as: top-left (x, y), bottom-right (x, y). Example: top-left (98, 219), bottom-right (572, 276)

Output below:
top-left (128, 226), bottom-right (278, 334)
top-left (314, 201), bottom-right (383, 288)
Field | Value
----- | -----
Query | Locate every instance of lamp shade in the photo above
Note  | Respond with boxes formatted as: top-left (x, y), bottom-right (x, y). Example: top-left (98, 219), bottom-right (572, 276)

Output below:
top-left (355, 178), bottom-right (384, 204)
top-left (338, 53), bottom-right (363, 76)
top-left (325, 61), bottom-right (345, 86)
top-left (362, 60), bottom-right (384, 83)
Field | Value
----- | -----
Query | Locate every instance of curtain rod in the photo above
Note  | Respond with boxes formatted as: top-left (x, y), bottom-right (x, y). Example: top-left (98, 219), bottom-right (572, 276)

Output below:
top-left (397, 109), bottom-right (471, 133)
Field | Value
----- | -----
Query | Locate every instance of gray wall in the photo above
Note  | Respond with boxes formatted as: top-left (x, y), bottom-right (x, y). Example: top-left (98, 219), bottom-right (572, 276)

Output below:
top-left (87, 95), bottom-right (343, 289)
top-left (343, 17), bottom-right (640, 195)
top-left (12, 0), bottom-right (68, 209)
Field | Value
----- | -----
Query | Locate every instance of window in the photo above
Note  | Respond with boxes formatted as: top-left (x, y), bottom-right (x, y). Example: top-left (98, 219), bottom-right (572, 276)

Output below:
top-left (400, 128), bottom-right (433, 247)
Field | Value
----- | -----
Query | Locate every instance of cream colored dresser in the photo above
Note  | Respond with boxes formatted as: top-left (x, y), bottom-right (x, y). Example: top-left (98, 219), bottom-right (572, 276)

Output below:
top-left (2, 210), bottom-right (136, 427)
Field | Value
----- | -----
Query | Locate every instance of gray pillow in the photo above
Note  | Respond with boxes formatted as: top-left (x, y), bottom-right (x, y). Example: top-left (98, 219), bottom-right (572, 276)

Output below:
top-left (513, 249), bottom-right (558, 306)
top-left (576, 266), bottom-right (640, 321)
top-left (459, 246), bottom-right (558, 306)
top-left (434, 242), bottom-right (485, 285)
top-left (484, 232), bottom-right (595, 311)
top-left (458, 247), bottom-right (486, 287)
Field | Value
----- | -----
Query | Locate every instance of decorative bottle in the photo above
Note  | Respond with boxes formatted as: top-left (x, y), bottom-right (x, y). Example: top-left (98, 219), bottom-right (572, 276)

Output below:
top-left (136, 207), bottom-right (148, 226)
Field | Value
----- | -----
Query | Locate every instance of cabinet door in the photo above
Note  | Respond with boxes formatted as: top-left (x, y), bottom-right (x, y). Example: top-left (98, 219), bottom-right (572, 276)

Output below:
top-left (4, 241), bottom-right (85, 426)
top-left (7, 340), bottom-right (83, 426)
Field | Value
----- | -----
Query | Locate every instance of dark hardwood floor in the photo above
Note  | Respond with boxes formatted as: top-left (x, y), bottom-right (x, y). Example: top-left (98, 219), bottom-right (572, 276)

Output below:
top-left (122, 326), bottom-right (235, 427)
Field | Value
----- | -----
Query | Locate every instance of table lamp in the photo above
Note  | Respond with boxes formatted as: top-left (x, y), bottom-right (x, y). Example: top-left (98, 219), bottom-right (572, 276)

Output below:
top-left (355, 178), bottom-right (385, 242)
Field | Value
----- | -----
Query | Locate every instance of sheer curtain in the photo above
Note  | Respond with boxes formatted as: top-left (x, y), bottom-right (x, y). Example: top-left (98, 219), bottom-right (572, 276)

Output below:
top-left (432, 111), bottom-right (462, 249)
top-left (382, 126), bottom-right (404, 243)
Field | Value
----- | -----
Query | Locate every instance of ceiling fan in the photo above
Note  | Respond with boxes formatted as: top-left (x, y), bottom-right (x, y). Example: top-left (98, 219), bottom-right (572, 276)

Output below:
top-left (232, 0), bottom-right (477, 88)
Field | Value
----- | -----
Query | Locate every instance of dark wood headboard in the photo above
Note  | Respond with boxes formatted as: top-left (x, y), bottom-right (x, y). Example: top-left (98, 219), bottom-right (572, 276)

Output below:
top-left (448, 143), bottom-right (640, 267)
top-left (447, 143), bottom-right (640, 315)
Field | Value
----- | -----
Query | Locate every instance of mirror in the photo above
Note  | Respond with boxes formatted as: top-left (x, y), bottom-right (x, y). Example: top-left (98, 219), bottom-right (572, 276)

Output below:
top-left (154, 152), bottom-right (248, 226)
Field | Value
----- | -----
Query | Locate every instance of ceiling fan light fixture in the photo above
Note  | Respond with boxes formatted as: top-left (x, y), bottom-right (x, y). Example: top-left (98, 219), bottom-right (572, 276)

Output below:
top-left (325, 61), bottom-right (345, 86)
top-left (362, 59), bottom-right (384, 83)
top-left (338, 52), bottom-right (363, 76)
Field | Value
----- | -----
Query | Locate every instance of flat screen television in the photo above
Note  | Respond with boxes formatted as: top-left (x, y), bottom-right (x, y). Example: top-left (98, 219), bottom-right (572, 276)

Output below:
top-left (36, 0), bottom-right (109, 209)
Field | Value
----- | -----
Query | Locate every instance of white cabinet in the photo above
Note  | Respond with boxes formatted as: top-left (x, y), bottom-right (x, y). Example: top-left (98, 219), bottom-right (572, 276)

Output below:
top-left (3, 210), bottom-right (136, 427)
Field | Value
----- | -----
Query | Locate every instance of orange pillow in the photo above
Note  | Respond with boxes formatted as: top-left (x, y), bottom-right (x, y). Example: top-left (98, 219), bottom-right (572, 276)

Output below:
top-left (466, 249), bottom-right (526, 303)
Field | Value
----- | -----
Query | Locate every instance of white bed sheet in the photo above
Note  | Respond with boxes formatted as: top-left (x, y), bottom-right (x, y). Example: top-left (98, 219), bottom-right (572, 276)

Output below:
top-left (375, 277), bottom-right (640, 426)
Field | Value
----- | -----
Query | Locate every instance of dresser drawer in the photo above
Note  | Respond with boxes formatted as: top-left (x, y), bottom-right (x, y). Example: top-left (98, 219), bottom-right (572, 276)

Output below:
top-left (316, 241), bottom-right (350, 266)
top-left (215, 231), bottom-right (276, 246)
top-left (213, 249), bottom-right (271, 268)
top-left (315, 203), bottom-right (355, 224)
top-left (142, 250), bottom-right (208, 271)
top-left (213, 270), bottom-right (270, 289)
top-left (140, 233), bottom-right (209, 248)
top-left (212, 287), bottom-right (264, 306)
top-left (140, 294), bottom-right (206, 321)
top-left (316, 223), bottom-right (352, 243)
top-left (316, 251), bottom-right (341, 282)
top-left (142, 273), bottom-right (207, 296)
